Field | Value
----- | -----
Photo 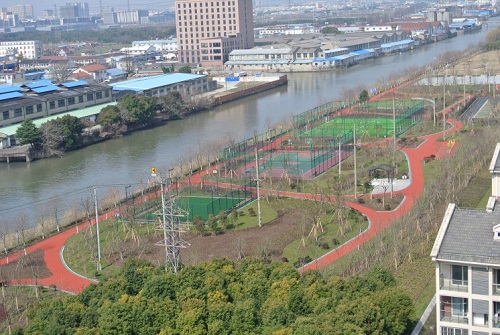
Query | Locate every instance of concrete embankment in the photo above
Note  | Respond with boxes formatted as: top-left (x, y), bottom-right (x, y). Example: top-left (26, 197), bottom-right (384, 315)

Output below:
top-left (212, 75), bottom-right (288, 105)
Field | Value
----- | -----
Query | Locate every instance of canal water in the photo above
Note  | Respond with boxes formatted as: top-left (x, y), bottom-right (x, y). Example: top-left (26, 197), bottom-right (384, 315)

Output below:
top-left (0, 23), bottom-right (497, 227)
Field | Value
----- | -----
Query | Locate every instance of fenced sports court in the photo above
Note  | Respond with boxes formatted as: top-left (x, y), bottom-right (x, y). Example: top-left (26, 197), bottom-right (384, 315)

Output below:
top-left (212, 99), bottom-right (423, 181)
top-left (139, 186), bottom-right (254, 222)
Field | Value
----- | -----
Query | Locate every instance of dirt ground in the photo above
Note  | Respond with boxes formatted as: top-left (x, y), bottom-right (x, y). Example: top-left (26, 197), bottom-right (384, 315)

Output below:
top-left (0, 250), bottom-right (52, 282)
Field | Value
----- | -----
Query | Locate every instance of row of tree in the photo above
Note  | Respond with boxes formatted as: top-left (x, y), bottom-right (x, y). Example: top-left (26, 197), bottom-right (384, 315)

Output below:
top-left (14, 92), bottom-right (190, 156)
top-left (18, 258), bottom-right (414, 335)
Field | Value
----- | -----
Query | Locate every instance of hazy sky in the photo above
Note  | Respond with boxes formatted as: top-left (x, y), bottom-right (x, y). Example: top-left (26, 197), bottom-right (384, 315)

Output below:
top-left (3, 0), bottom-right (173, 16)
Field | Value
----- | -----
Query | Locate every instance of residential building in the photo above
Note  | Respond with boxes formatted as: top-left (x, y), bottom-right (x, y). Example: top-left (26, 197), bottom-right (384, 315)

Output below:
top-left (0, 40), bottom-right (42, 60)
top-left (72, 64), bottom-right (109, 83)
top-left (7, 4), bottom-right (33, 20)
top-left (59, 2), bottom-right (89, 18)
top-left (431, 143), bottom-right (500, 335)
top-left (115, 10), bottom-right (149, 24)
top-left (175, 0), bottom-right (254, 67)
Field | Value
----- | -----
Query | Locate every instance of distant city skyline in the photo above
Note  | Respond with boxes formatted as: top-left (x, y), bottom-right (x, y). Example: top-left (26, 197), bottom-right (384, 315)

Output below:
top-left (2, 0), bottom-right (174, 16)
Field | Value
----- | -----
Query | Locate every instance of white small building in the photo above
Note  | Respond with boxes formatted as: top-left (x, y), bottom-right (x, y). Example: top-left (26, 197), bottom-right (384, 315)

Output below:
top-left (119, 45), bottom-right (156, 56)
top-left (132, 39), bottom-right (178, 53)
top-left (0, 40), bottom-right (42, 60)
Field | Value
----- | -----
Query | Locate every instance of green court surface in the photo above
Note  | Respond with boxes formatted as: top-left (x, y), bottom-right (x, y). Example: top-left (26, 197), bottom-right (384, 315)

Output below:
top-left (354, 99), bottom-right (417, 114)
top-left (246, 151), bottom-right (335, 176)
top-left (139, 195), bottom-right (247, 222)
top-left (300, 117), bottom-right (400, 138)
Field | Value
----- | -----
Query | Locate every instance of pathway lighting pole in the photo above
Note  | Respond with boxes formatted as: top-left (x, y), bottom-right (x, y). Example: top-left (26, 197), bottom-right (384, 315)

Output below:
top-left (93, 186), bottom-right (102, 272)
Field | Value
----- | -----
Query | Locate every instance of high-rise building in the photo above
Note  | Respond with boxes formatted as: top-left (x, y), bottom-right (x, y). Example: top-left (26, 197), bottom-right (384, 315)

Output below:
top-left (59, 3), bottom-right (90, 19)
top-left (7, 4), bottom-right (34, 20)
top-left (175, 0), bottom-right (254, 67)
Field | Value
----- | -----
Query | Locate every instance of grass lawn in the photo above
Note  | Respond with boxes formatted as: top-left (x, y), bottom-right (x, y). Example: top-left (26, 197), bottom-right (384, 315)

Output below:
top-left (282, 209), bottom-right (368, 266)
top-left (231, 200), bottom-right (278, 230)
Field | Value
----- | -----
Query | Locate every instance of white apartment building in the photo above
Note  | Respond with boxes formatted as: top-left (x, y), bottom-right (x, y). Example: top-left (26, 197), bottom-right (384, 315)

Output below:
top-left (431, 143), bottom-right (500, 335)
top-left (0, 40), bottom-right (42, 60)
top-left (132, 39), bottom-right (178, 53)
top-left (175, 0), bottom-right (254, 67)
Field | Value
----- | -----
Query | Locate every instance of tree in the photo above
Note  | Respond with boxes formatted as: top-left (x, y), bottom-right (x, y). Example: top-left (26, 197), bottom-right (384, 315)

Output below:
top-left (97, 105), bottom-right (121, 127)
top-left (40, 115), bottom-right (84, 155)
top-left (119, 94), bottom-right (159, 124)
top-left (320, 26), bottom-right (339, 34)
top-left (15, 119), bottom-right (41, 146)
top-left (48, 61), bottom-right (73, 83)
top-left (359, 89), bottom-right (369, 103)
top-left (178, 66), bottom-right (192, 73)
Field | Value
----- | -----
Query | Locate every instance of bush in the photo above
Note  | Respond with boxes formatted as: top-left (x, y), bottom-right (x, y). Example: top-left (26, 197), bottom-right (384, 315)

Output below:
top-left (293, 255), bottom-right (313, 268)
top-left (384, 204), bottom-right (391, 211)
top-left (376, 198), bottom-right (382, 203)
top-left (319, 242), bottom-right (330, 250)
top-left (332, 238), bottom-right (340, 245)
top-left (357, 198), bottom-right (365, 204)
top-left (226, 223), bottom-right (235, 230)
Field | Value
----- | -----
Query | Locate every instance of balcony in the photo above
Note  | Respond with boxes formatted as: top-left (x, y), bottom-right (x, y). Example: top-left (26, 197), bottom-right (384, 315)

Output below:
top-left (440, 278), bottom-right (468, 292)
top-left (440, 311), bottom-right (468, 324)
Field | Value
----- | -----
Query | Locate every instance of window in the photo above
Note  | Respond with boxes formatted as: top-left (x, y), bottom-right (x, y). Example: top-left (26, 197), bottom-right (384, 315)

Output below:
top-left (96, 92), bottom-right (102, 100)
top-left (68, 97), bottom-right (75, 105)
top-left (78, 96), bottom-right (83, 103)
top-left (49, 101), bottom-right (56, 109)
top-left (58, 99), bottom-right (65, 108)
top-left (14, 108), bottom-right (22, 117)
top-left (87, 93), bottom-right (93, 101)
top-left (451, 297), bottom-right (468, 317)
top-left (440, 328), bottom-right (467, 335)
top-left (452, 265), bottom-right (468, 286)
top-left (2, 111), bottom-right (9, 119)
top-left (26, 106), bottom-right (34, 115)
top-left (37, 104), bottom-right (42, 112)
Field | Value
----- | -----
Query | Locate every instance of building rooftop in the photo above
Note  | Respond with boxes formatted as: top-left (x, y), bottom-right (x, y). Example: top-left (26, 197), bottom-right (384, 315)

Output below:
top-left (431, 203), bottom-right (500, 265)
top-left (109, 73), bottom-right (206, 92)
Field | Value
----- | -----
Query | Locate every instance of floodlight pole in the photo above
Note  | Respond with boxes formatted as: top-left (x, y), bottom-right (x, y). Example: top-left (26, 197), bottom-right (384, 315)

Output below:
top-left (93, 186), bottom-right (102, 272)
top-left (254, 147), bottom-right (262, 227)
top-left (353, 125), bottom-right (357, 198)
top-left (160, 178), bottom-right (169, 272)
top-left (338, 140), bottom-right (341, 176)
top-left (392, 92), bottom-right (396, 149)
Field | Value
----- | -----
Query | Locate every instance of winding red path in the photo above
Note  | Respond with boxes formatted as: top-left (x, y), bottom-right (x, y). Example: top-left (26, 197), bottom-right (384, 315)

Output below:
top-left (0, 97), bottom-right (465, 294)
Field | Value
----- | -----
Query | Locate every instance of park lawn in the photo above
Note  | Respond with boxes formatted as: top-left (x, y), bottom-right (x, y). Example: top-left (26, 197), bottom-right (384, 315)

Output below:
top-left (64, 219), bottom-right (156, 279)
top-left (282, 210), bottom-right (368, 266)
top-left (231, 200), bottom-right (278, 230)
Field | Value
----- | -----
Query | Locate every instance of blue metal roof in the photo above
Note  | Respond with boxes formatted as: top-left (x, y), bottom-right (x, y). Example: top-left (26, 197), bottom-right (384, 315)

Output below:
top-left (26, 80), bottom-right (53, 89)
top-left (24, 71), bottom-right (46, 80)
top-left (380, 39), bottom-right (414, 48)
top-left (0, 92), bottom-right (23, 101)
top-left (0, 85), bottom-right (22, 94)
top-left (350, 49), bottom-right (372, 55)
top-left (106, 68), bottom-right (127, 76)
top-left (61, 80), bottom-right (88, 88)
top-left (31, 85), bottom-right (60, 94)
top-left (110, 73), bottom-right (206, 92)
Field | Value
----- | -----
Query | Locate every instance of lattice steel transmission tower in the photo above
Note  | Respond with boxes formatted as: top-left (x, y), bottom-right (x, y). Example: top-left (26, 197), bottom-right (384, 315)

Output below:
top-left (155, 178), bottom-right (189, 274)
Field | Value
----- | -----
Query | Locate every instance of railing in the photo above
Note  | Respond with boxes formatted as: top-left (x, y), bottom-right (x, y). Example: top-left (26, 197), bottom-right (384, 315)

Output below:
top-left (440, 311), bottom-right (468, 324)
top-left (440, 278), bottom-right (468, 292)
top-left (493, 283), bottom-right (500, 295)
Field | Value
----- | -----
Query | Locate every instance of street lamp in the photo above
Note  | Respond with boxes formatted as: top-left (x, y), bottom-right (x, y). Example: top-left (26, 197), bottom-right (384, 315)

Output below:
top-left (125, 185), bottom-right (131, 202)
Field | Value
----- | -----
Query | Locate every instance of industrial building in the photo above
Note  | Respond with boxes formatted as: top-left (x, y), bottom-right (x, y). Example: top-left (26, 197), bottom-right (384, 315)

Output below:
top-left (109, 73), bottom-right (214, 99)
top-left (175, 0), bottom-right (254, 67)
top-left (0, 80), bottom-right (112, 127)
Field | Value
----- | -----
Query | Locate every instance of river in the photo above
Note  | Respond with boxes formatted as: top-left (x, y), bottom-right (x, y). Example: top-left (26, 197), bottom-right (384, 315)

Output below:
top-left (0, 22), bottom-right (497, 227)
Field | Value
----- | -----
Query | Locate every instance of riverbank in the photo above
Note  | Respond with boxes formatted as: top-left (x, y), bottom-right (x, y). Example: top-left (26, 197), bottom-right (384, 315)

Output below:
top-left (0, 75), bottom-right (288, 163)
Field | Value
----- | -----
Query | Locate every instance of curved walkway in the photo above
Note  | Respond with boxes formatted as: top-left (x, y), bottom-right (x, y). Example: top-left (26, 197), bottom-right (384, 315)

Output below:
top-left (0, 99), bottom-right (464, 294)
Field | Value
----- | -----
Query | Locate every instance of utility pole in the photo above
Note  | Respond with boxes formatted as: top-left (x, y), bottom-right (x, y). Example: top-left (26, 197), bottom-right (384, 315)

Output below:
top-left (443, 67), bottom-right (447, 141)
top-left (93, 187), bottom-right (102, 272)
top-left (353, 125), bottom-right (357, 198)
top-left (392, 92), bottom-right (396, 149)
top-left (254, 148), bottom-right (262, 227)
top-left (338, 139), bottom-right (341, 176)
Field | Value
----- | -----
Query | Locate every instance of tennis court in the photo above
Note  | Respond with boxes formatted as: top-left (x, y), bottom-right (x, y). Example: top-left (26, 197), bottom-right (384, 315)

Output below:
top-left (244, 149), bottom-right (350, 179)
